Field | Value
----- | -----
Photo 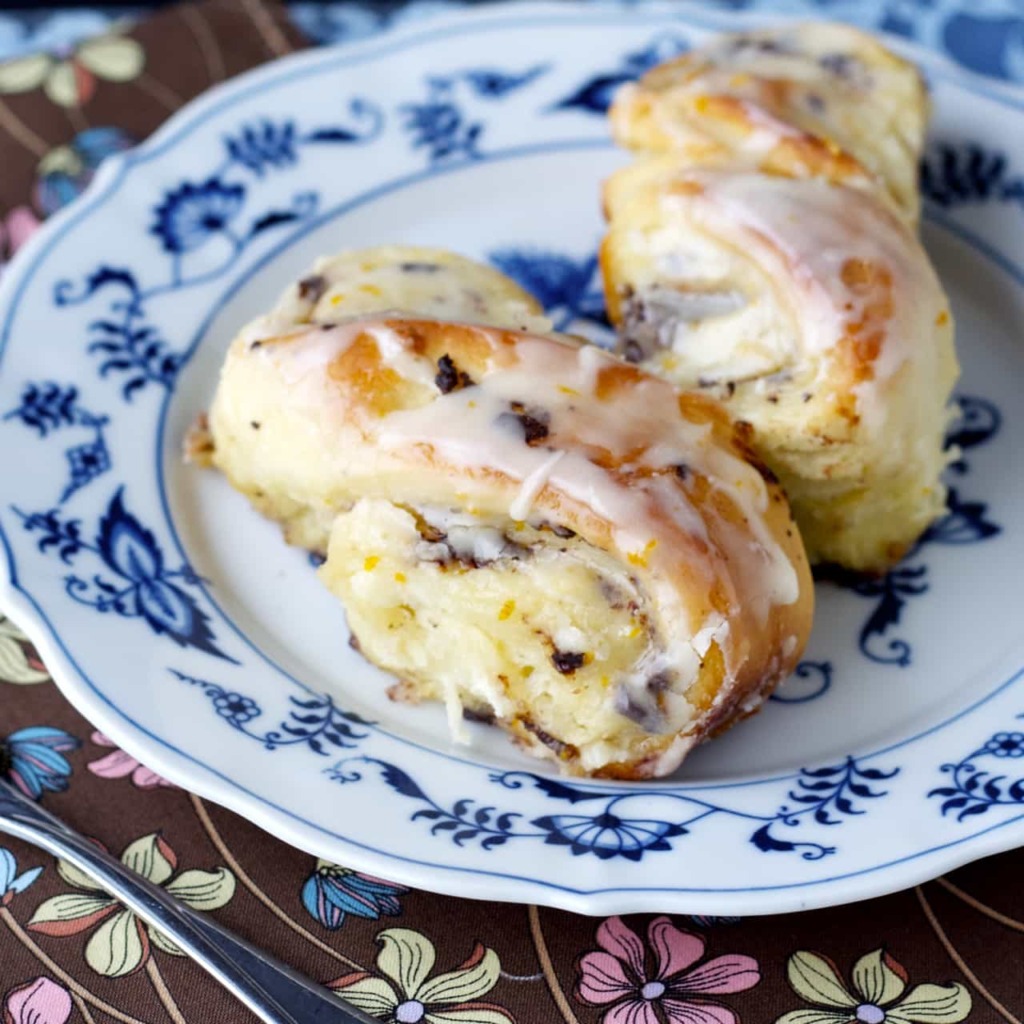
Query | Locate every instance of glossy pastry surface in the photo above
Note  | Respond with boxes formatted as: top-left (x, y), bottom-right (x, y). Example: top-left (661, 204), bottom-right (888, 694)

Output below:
top-left (254, 244), bottom-right (553, 335)
top-left (206, 313), bottom-right (813, 778)
top-left (610, 21), bottom-right (929, 222)
top-left (601, 159), bottom-right (957, 571)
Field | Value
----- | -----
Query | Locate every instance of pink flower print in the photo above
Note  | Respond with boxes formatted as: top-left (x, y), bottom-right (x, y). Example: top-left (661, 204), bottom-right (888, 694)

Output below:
top-left (576, 916), bottom-right (760, 1024)
top-left (0, 206), bottom-right (40, 283)
top-left (4, 977), bottom-right (72, 1024)
top-left (87, 732), bottom-right (174, 789)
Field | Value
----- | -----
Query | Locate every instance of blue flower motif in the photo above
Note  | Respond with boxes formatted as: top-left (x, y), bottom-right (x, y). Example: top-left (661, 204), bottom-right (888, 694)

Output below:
top-left (212, 693), bottom-right (261, 725)
top-left (533, 810), bottom-right (687, 861)
top-left (0, 847), bottom-right (43, 905)
top-left (301, 860), bottom-right (406, 930)
top-left (984, 732), bottom-right (1024, 758)
top-left (151, 179), bottom-right (245, 254)
top-left (1, 726), bottom-right (80, 800)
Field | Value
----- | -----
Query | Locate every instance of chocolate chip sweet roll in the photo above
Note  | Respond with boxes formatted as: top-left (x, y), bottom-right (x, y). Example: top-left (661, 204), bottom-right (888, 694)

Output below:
top-left (601, 160), bottom-right (957, 573)
top-left (611, 21), bottom-right (929, 222)
top-left (205, 315), bottom-right (812, 779)
top-left (601, 24), bottom-right (958, 573)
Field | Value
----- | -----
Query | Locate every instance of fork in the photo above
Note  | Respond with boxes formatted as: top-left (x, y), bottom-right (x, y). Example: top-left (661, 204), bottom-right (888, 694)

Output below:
top-left (0, 776), bottom-right (377, 1024)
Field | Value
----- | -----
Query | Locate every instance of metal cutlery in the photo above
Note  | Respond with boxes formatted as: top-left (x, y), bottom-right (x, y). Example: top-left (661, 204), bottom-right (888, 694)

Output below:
top-left (0, 777), bottom-right (377, 1024)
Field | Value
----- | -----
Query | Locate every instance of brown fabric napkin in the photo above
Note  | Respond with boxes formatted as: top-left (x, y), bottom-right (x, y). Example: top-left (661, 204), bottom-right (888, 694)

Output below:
top-left (1, 3), bottom-right (1023, 1022)
top-left (0, 0), bottom-right (304, 230)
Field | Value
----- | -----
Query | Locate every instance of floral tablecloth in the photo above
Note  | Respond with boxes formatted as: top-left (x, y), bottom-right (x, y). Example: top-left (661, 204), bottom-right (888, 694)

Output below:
top-left (0, 1), bottom-right (1023, 1023)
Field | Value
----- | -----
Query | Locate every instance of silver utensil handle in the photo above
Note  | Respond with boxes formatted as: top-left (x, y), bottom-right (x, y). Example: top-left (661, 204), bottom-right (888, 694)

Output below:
top-left (0, 780), bottom-right (375, 1024)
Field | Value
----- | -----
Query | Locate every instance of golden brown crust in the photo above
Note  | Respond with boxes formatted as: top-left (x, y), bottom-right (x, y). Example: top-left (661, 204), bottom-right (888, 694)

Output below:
top-left (610, 21), bottom-right (929, 222)
top-left (209, 315), bottom-right (814, 777)
top-left (597, 149), bottom-right (957, 572)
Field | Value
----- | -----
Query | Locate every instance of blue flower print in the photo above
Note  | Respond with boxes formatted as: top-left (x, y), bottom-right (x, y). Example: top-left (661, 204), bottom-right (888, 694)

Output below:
top-left (212, 692), bottom-right (261, 725)
top-left (16, 487), bottom-right (234, 660)
top-left (534, 810), bottom-right (687, 861)
top-left (151, 179), bottom-right (245, 254)
top-left (36, 126), bottom-right (136, 217)
top-left (301, 860), bottom-right (406, 931)
top-left (0, 847), bottom-right (43, 905)
top-left (1, 726), bottom-right (80, 800)
top-left (984, 732), bottom-right (1024, 758)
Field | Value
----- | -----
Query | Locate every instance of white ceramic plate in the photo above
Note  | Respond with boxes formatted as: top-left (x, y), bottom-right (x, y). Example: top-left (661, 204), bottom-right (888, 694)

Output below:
top-left (2, 3), bottom-right (1023, 916)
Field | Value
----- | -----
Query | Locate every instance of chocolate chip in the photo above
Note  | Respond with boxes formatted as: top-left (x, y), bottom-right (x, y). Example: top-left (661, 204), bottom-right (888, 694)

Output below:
top-left (463, 705), bottom-right (496, 724)
top-left (250, 421), bottom-right (261, 430)
top-left (348, 633), bottom-right (362, 652)
top-left (752, 458), bottom-right (780, 486)
top-left (623, 340), bottom-right (644, 364)
top-left (613, 686), bottom-right (666, 733)
top-left (435, 354), bottom-right (474, 394)
top-left (674, 464), bottom-right (690, 481)
top-left (732, 36), bottom-right (787, 55)
top-left (498, 402), bottom-right (550, 445)
top-left (646, 671), bottom-right (673, 694)
top-left (552, 650), bottom-right (586, 675)
top-left (548, 523), bottom-right (576, 539)
top-left (297, 274), bottom-right (327, 303)
top-left (249, 340), bottom-right (263, 351)
top-left (400, 261), bottom-right (442, 273)
top-left (416, 521), bottom-right (447, 544)
top-left (820, 52), bottom-right (856, 78)
top-left (520, 717), bottom-right (571, 756)
top-left (725, 381), bottom-right (736, 398)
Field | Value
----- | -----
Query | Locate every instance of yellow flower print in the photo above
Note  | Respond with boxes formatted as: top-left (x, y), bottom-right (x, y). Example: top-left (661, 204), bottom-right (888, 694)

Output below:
top-left (27, 833), bottom-right (235, 977)
top-left (0, 31), bottom-right (144, 108)
top-left (777, 949), bottom-right (972, 1024)
top-left (330, 927), bottom-right (514, 1024)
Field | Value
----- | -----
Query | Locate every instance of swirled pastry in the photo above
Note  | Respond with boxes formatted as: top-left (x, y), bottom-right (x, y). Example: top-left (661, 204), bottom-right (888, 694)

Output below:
top-left (253, 245), bottom-right (552, 335)
top-left (611, 21), bottom-right (929, 222)
top-left (601, 159), bottom-right (957, 572)
top-left (207, 316), bottom-right (812, 779)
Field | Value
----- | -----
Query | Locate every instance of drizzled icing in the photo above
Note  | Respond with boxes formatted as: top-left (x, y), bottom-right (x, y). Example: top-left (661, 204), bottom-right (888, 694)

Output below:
top-left (247, 319), bottom-right (803, 732)
top-left (661, 171), bottom-right (944, 414)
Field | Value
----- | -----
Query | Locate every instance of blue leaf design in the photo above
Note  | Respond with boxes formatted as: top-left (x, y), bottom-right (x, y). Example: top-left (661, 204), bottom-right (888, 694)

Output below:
top-left (460, 65), bottom-right (548, 98)
top-left (551, 35), bottom-right (688, 115)
top-left (225, 120), bottom-right (298, 176)
top-left (374, 760), bottom-right (428, 800)
top-left (54, 266), bottom-right (139, 307)
top-left (509, 772), bottom-right (611, 804)
top-left (97, 488), bottom-right (162, 581)
top-left (3, 383), bottom-right (82, 436)
top-left (552, 74), bottom-right (629, 115)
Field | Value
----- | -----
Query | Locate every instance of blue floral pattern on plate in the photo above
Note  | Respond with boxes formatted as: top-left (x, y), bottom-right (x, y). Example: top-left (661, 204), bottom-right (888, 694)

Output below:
top-left (0, 5), bottom-right (1023, 916)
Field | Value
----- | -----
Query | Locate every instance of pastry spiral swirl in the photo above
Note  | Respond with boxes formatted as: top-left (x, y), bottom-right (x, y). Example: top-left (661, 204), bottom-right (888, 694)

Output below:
top-left (603, 23), bottom-right (958, 572)
top-left (204, 256), bottom-right (812, 778)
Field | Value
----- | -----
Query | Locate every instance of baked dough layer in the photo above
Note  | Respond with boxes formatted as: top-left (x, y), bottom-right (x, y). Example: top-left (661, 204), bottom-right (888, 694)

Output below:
top-left (207, 313), bottom-right (813, 778)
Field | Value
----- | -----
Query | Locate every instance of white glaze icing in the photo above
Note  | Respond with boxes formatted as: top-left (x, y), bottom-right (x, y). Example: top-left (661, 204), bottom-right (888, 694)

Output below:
top-left (253, 318), bottom-right (802, 731)
top-left (660, 171), bottom-right (944, 424)
top-left (510, 450), bottom-right (566, 521)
